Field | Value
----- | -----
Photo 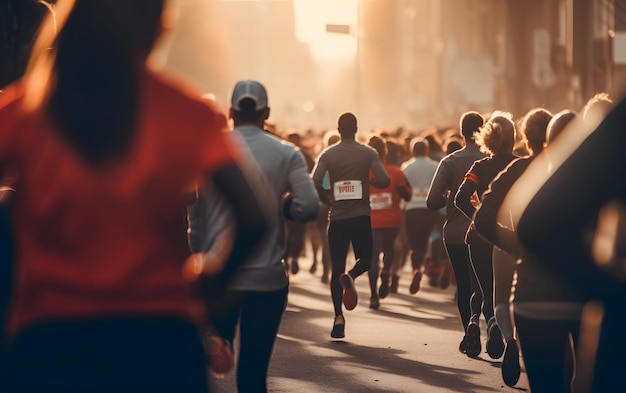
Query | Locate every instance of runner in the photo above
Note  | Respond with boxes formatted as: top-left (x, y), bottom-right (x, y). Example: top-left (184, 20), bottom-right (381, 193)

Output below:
top-left (367, 136), bottom-right (411, 309)
top-left (426, 111), bottom-right (486, 356)
top-left (311, 112), bottom-right (390, 339)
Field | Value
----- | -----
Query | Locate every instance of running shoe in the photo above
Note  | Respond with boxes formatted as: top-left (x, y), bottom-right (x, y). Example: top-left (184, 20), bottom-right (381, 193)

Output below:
top-left (389, 275), bottom-right (400, 294)
top-left (330, 315), bottom-right (345, 339)
top-left (459, 334), bottom-right (469, 354)
top-left (409, 270), bottom-right (423, 295)
top-left (207, 336), bottom-right (234, 378)
top-left (290, 259), bottom-right (299, 275)
top-left (501, 338), bottom-right (520, 386)
top-left (378, 271), bottom-right (390, 299)
top-left (465, 322), bottom-right (481, 358)
top-left (486, 319), bottom-right (505, 359)
top-left (340, 273), bottom-right (358, 310)
top-left (369, 295), bottom-right (380, 310)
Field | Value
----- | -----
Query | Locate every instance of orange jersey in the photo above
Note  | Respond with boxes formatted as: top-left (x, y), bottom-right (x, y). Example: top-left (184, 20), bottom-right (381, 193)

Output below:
top-left (369, 164), bottom-right (411, 229)
top-left (0, 69), bottom-right (238, 336)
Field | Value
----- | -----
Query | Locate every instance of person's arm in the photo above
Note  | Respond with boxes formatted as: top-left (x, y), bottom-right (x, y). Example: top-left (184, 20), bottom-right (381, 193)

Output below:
top-left (370, 155), bottom-right (390, 189)
top-left (454, 166), bottom-right (479, 220)
top-left (187, 163), bottom-right (269, 296)
top-left (396, 173), bottom-right (412, 201)
top-left (474, 159), bottom-right (527, 254)
top-left (186, 186), bottom-right (204, 254)
top-left (283, 149), bottom-right (320, 222)
top-left (311, 153), bottom-right (330, 205)
top-left (426, 159), bottom-right (449, 210)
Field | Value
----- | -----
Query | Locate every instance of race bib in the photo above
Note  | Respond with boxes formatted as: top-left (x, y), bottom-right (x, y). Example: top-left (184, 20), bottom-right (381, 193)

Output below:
top-left (334, 180), bottom-right (363, 201)
top-left (370, 192), bottom-right (393, 210)
top-left (411, 188), bottom-right (428, 203)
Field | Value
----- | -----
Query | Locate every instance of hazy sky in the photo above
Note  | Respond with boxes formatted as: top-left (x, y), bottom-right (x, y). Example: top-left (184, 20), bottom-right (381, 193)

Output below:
top-left (292, 0), bottom-right (358, 61)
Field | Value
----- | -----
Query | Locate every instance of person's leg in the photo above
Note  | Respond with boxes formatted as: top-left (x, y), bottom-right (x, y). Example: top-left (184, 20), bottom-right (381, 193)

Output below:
top-left (328, 219), bottom-right (351, 317)
top-left (468, 238), bottom-right (494, 324)
top-left (317, 204), bottom-right (332, 283)
top-left (348, 216), bottom-right (373, 279)
top-left (284, 221), bottom-right (306, 275)
top-left (8, 318), bottom-right (208, 393)
top-left (514, 312), bottom-right (578, 393)
top-left (445, 243), bottom-right (473, 331)
top-left (405, 209), bottom-right (439, 294)
top-left (308, 221), bottom-right (321, 274)
top-left (492, 247), bottom-right (516, 342)
top-left (390, 217), bottom-right (409, 293)
top-left (211, 292), bottom-right (244, 346)
top-left (591, 298), bottom-right (626, 392)
top-left (236, 287), bottom-right (288, 393)
top-left (377, 227), bottom-right (399, 299)
top-left (368, 229), bottom-right (382, 306)
top-left (405, 209), bottom-right (438, 273)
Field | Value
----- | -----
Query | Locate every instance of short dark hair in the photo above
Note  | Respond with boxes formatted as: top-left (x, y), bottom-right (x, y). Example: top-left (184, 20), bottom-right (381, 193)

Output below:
top-left (460, 111), bottom-right (484, 140)
top-left (368, 135), bottom-right (387, 158)
top-left (520, 108), bottom-right (552, 155)
top-left (338, 112), bottom-right (357, 136)
top-left (410, 137), bottom-right (429, 157)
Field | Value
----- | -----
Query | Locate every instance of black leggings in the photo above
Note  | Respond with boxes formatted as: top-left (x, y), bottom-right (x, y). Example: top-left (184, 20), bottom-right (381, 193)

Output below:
top-left (405, 209), bottom-right (441, 271)
top-left (514, 312), bottom-right (579, 393)
top-left (468, 238), bottom-right (495, 324)
top-left (368, 227), bottom-right (399, 297)
top-left (7, 317), bottom-right (208, 393)
top-left (211, 287), bottom-right (288, 393)
top-left (444, 243), bottom-right (479, 331)
top-left (328, 216), bottom-right (372, 316)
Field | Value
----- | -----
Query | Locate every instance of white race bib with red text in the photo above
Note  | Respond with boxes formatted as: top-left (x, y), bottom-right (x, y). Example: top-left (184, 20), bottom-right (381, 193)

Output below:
top-left (370, 192), bottom-right (392, 210)
top-left (334, 180), bottom-right (363, 201)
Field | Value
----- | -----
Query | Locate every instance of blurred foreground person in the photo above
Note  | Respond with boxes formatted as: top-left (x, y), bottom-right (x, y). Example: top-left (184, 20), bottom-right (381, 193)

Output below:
top-left (189, 80), bottom-right (319, 392)
top-left (502, 97), bottom-right (624, 392)
top-left (311, 112), bottom-right (389, 339)
top-left (0, 1), bottom-right (267, 392)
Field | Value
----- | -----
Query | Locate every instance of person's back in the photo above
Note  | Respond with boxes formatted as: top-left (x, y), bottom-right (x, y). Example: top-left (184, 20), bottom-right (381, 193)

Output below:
top-left (401, 137), bottom-right (441, 295)
top-left (232, 122), bottom-right (319, 288)
top-left (311, 112), bottom-right (390, 338)
top-left (190, 79), bottom-right (318, 393)
top-left (427, 113), bottom-right (486, 246)
top-left (0, 3), bottom-right (267, 392)
top-left (319, 139), bottom-right (385, 221)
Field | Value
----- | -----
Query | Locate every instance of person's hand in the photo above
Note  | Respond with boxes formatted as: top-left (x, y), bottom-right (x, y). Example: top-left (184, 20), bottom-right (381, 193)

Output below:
top-left (470, 192), bottom-right (480, 208)
top-left (182, 251), bottom-right (224, 281)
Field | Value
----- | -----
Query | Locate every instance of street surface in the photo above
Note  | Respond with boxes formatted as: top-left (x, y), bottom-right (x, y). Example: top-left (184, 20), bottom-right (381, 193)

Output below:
top-left (212, 257), bottom-right (531, 393)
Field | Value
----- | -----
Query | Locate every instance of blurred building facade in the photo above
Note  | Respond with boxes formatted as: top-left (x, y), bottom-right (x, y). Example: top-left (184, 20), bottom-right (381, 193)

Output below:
top-left (358, 0), bottom-right (622, 129)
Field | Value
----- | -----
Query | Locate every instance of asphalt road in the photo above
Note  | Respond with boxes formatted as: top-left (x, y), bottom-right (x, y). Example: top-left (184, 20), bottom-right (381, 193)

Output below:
top-left (211, 257), bottom-right (531, 393)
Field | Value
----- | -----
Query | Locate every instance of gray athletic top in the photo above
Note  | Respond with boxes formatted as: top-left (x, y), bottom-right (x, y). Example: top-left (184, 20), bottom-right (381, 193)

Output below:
top-left (189, 126), bottom-right (319, 292)
top-left (312, 139), bottom-right (389, 221)
top-left (426, 143), bottom-right (486, 245)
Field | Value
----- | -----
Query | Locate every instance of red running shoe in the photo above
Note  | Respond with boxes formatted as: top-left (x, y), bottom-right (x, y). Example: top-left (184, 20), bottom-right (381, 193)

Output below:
top-left (208, 336), bottom-right (234, 378)
top-left (340, 273), bottom-right (358, 310)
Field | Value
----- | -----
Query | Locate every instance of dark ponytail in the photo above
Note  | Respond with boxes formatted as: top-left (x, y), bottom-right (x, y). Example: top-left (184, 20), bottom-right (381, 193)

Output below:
top-left (47, 0), bottom-right (164, 167)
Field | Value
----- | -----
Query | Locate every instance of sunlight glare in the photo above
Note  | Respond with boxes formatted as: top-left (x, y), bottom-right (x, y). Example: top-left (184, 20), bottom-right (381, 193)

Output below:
top-left (293, 0), bottom-right (358, 62)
